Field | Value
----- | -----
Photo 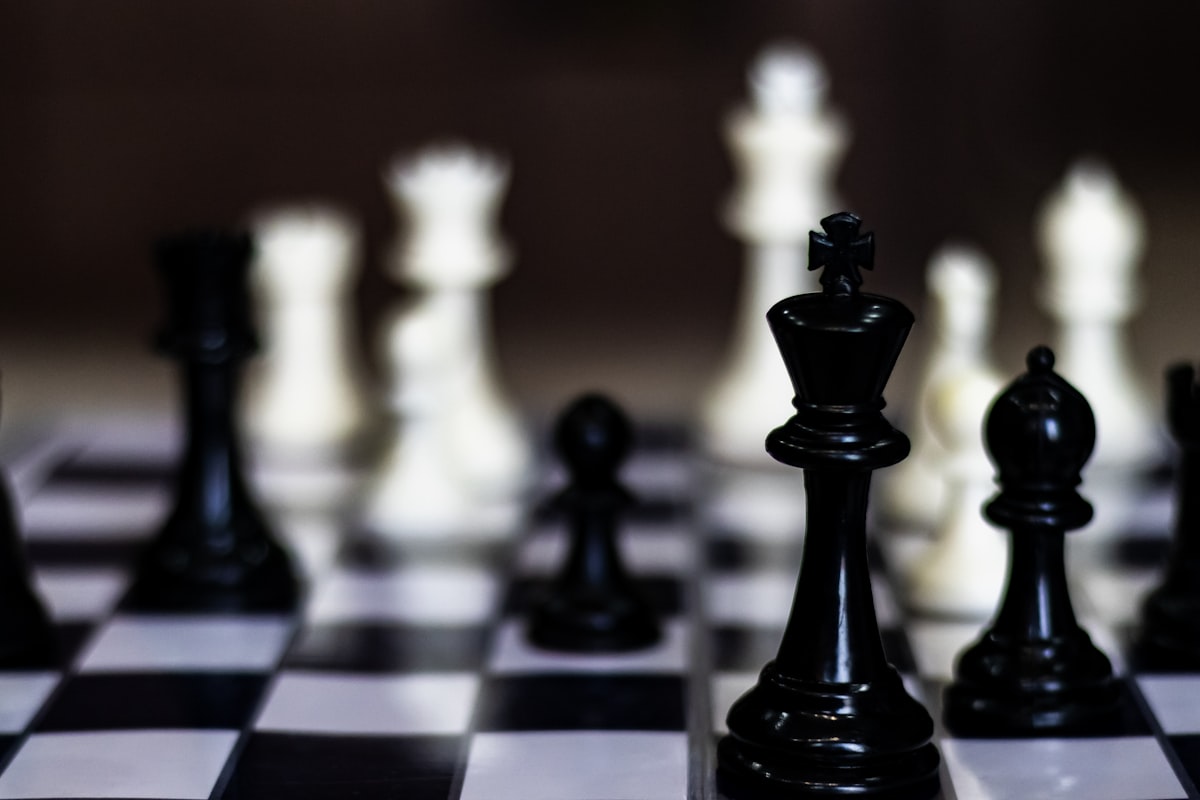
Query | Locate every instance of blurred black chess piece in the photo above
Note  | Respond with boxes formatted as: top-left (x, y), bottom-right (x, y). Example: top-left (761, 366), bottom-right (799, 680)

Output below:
top-left (718, 213), bottom-right (940, 799)
top-left (943, 346), bottom-right (1120, 735)
top-left (126, 231), bottom-right (300, 612)
top-left (1137, 363), bottom-right (1200, 668)
top-left (526, 393), bottom-right (660, 652)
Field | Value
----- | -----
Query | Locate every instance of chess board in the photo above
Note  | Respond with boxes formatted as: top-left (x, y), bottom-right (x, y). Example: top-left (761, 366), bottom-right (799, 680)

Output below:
top-left (0, 415), bottom-right (1195, 800)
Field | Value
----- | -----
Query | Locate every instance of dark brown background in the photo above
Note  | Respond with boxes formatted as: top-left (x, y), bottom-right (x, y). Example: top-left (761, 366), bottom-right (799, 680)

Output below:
top-left (1, 1), bottom-right (1198, 426)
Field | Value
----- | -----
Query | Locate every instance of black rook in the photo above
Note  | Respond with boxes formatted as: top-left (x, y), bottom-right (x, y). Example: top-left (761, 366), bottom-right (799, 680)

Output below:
top-left (126, 231), bottom-right (300, 612)
top-left (717, 213), bottom-right (940, 799)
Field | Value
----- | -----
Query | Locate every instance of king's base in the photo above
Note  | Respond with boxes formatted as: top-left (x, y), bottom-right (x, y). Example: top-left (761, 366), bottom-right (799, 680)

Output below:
top-left (717, 663), bottom-right (940, 799)
top-left (716, 737), bottom-right (941, 799)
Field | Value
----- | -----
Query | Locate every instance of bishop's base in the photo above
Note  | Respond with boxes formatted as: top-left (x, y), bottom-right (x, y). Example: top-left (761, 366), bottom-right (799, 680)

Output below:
top-left (943, 631), bottom-right (1122, 737)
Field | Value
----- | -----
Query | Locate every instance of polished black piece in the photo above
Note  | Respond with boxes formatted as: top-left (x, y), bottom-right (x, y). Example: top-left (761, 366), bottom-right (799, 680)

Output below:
top-left (718, 213), bottom-right (939, 799)
top-left (944, 346), bottom-right (1119, 735)
top-left (126, 231), bottom-right (299, 612)
top-left (0, 465), bottom-right (57, 667)
top-left (1137, 363), bottom-right (1200, 668)
top-left (526, 394), bottom-right (660, 652)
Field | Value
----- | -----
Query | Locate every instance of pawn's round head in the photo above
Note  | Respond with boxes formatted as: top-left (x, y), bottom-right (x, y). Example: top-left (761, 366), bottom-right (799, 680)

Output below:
top-left (554, 394), bottom-right (633, 485)
top-left (985, 346), bottom-right (1096, 489)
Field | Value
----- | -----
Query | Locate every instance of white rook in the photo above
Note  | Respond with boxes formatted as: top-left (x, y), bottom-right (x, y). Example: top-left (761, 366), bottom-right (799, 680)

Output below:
top-left (245, 205), bottom-right (372, 460)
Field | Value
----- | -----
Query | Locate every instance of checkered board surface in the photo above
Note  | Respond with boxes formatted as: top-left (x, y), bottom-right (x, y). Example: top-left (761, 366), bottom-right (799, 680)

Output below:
top-left (0, 416), bottom-right (1197, 799)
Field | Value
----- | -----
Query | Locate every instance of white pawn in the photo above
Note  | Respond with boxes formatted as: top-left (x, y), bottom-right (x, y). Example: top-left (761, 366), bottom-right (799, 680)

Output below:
top-left (1037, 159), bottom-right (1159, 472)
top-left (362, 306), bottom-right (518, 539)
top-left (381, 145), bottom-right (533, 509)
top-left (700, 43), bottom-right (848, 465)
top-left (882, 244), bottom-right (998, 527)
top-left (245, 205), bottom-right (373, 460)
top-left (905, 366), bottom-right (1008, 619)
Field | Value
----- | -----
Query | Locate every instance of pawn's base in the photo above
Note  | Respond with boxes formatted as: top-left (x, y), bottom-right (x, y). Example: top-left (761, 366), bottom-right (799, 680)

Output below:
top-left (718, 662), bottom-right (940, 799)
top-left (125, 532), bottom-right (301, 613)
top-left (527, 584), bottom-right (660, 653)
top-left (944, 629), bottom-right (1120, 736)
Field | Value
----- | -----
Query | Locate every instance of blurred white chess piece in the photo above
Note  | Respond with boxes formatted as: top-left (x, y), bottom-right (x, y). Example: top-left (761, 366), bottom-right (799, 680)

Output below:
top-left (1038, 159), bottom-right (1160, 473)
top-left (245, 205), bottom-right (373, 461)
top-left (363, 306), bottom-right (520, 538)
top-left (905, 366), bottom-right (1007, 619)
top-left (364, 145), bottom-right (533, 540)
top-left (700, 43), bottom-right (848, 466)
top-left (883, 244), bottom-right (998, 527)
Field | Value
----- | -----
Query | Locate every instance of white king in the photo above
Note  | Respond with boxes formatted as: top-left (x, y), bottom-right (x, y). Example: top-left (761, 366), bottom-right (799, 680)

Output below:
top-left (702, 42), bottom-right (848, 466)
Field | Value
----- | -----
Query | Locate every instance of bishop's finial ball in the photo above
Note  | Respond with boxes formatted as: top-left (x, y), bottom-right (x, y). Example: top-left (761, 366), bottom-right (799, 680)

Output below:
top-left (984, 345), bottom-right (1096, 531)
top-left (554, 394), bottom-right (633, 485)
top-left (1027, 345), bottom-right (1055, 373)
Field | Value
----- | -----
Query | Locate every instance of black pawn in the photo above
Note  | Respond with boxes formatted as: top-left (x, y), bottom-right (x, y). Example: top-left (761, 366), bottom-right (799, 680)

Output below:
top-left (526, 394), bottom-right (660, 652)
top-left (718, 213), bottom-right (939, 799)
top-left (126, 231), bottom-right (300, 612)
top-left (1137, 363), bottom-right (1200, 667)
top-left (0, 465), bottom-right (57, 667)
top-left (944, 346), bottom-right (1119, 736)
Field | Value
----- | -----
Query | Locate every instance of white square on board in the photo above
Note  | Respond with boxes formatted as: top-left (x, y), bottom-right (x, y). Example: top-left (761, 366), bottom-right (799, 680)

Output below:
top-left (0, 730), bottom-right (238, 799)
top-left (1138, 674), bottom-right (1200, 734)
top-left (79, 615), bottom-right (292, 672)
top-left (34, 567), bottom-right (128, 621)
top-left (940, 736), bottom-right (1185, 800)
top-left (256, 671), bottom-right (479, 736)
top-left (0, 674), bottom-right (59, 733)
top-left (307, 565), bottom-right (498, 625)
top-left (460, 731), bottom-right (687, 800)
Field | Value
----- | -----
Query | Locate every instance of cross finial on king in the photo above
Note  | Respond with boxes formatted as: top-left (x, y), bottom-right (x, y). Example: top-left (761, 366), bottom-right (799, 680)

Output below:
top-left (809, 211), bottom-right (874, 295)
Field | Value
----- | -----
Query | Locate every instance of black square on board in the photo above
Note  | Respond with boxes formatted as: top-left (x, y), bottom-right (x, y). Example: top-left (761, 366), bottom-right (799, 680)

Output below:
top-left (505, 576), bottom-right (683, 616)
top-left (35, 673), bottom-right (268, 731)
top-left (284, 623), bottom-right (490, 673)
top-left (476, 674), bottom-right (686, 732)
top-left (222, 732), bottom-right (461, 800)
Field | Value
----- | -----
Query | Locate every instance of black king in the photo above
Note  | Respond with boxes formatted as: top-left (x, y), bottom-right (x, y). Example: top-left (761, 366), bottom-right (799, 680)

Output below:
top-left (717, 213), bottom-right (940, 798)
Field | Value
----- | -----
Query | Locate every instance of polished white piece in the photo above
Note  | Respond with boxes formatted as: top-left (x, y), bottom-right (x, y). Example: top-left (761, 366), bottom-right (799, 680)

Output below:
top-left (1038, 160), bottom-right (1159, 472)
top-left (883, 244), bottom-right (997, 527)
top-left (700, 43), bottom-right (848, 466)
top-left (905, 366), bottom-right (1007, 619)
top-left (380, 146), bottom-right (534, 506)
top-left (244, 205), bottom-right (373, 459)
